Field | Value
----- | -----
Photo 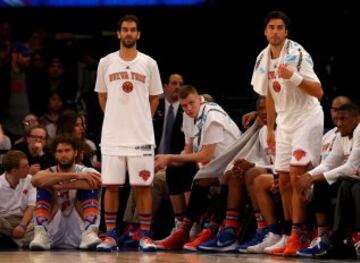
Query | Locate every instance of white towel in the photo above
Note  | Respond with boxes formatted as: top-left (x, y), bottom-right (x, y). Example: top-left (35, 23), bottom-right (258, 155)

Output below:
top-left (251, 39), bottom-right (311, 96)
top-left (194, 123), bottom-right (265, 181)
top-left (192, 101), bottom-right (241, 153)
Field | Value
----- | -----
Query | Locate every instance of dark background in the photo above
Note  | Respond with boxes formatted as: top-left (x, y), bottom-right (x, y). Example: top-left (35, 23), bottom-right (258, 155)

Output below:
top-left (1, 1), bottom-right (357, 127)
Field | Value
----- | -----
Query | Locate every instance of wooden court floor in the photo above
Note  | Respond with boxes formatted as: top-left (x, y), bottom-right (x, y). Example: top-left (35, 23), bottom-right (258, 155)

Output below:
top-left (0, 250), bottom-right (356, 263)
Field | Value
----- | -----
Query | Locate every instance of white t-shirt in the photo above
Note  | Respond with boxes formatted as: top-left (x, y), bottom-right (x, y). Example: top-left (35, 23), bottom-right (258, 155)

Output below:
top-left (182, 102), bottom-right (241, 162)
top-left (95, 51), bottom-right (163, 156)
top-left (321, 127), bottom-right (338, 162)
top-left (267, 50), bottom-right (322, 130)
top-left (0, 174), bottom-right (36, 217)
top-left (309, 123), bottom-right (360, 184)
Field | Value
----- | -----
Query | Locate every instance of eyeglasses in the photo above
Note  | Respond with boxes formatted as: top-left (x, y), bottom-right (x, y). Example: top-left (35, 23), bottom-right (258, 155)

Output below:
top-left (29, 135), bottom-right (46, 140)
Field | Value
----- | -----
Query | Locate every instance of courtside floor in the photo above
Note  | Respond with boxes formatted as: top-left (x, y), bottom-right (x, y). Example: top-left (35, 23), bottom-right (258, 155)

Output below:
top-left (0, 250), bottom-right (356, 263)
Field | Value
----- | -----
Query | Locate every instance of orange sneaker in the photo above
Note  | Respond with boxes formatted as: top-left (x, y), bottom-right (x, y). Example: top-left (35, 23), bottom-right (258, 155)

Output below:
top-left (156, 228), bottom-right (189, 250)
top-left (283, 231), bottom-right (309, 257)
top-left (183, 228), bottom-right (216, 252)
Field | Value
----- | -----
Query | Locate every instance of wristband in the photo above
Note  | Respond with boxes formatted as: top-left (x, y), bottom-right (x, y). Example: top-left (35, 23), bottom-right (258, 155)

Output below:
top-left (289, 72), bottom-right (304, 86)
top-left (19, 223), bottom-right (27, 230)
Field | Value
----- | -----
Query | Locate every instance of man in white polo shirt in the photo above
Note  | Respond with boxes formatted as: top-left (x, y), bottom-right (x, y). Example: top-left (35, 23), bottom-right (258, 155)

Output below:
top-left (0, 150), bottom-right (35, 248)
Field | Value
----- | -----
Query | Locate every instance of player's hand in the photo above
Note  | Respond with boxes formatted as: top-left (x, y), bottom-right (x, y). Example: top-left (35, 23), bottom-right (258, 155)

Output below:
top-left (242, 111), bottom-right (257, 129)
top-left (155, 155), bottom-right (169, 172)
top-left (12, 224), bottom-right (26, 238)
top-left (278, 64), bottom-right (295, 80)
top-left (233, 159), bottom-right (255, 171)
top-left (296, 173), bottom-right (313, 194)
top-left (29, 164), bottom-right (41, 175)
top-left (75, 172), bottom-right (101, 189)
top-left (231, 161), bottom-right (245, 177)
top-left (267, 129), bottom-right (276, 153)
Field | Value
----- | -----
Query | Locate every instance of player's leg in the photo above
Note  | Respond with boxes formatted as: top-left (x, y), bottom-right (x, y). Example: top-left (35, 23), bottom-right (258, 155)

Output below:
top-left (129, 154), bottom-right (156, 251)
top-left (96, 155), bottom-right (126, 251)
top-left (30, 188), bottom-right (54, 250)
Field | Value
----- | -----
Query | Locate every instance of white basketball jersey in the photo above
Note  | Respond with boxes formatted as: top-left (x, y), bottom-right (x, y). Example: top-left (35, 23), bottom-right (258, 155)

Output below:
top-left (267, 56), bottom-right (322, 130)
top-left (95, 51), bottom-right (163, 155)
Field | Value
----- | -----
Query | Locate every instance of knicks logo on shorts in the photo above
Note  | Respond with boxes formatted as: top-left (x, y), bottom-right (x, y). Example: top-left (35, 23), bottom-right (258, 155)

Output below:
top-left (139, 170), bottom-right (151, 181)
top-left (272, 80), bottom-right (281, 92)
top-left (122, 81), bottom-right (133, 93)
top-left (293, 149), bottom-right (306, 161)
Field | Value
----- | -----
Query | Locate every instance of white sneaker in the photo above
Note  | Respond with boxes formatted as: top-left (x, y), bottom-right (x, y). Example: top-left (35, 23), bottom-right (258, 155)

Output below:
top-left (80, 226), bottom-right (101, 250)
top-left (139, 236), bottom-right (157, 252)
top-left (354, 240), bottom-right (360, 257)
top-left (247, 232), bottom-right (282, 253)
top-left (30, 226), bottom-right (51, 250)
top-left (264, 234), bottom-right (288, 254)
top-left (96, 236), bottom-right (119, 252)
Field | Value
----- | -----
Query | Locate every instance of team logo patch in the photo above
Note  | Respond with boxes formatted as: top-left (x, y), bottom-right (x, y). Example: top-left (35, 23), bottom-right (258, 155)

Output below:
top-left (139, 170), bottom-right (151, 181)
top-left (122, 81), bottom-right (133, 93)
top-left (272, 80), bottom-right (281, 92)
top-left (322, 143), bottom-right (330, 152)
top-left (293, 149), bottom-right (306, 161)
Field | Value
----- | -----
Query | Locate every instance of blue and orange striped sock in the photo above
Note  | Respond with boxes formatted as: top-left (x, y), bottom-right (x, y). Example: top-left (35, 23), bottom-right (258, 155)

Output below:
top-left (138, 213), bottom-right (152, 233)
top-left (78, 190), bottom-right (99, 230)
top-left (254, 209), bottom-right (267, 229)
top-left (224, 209), bottom-right (240, 233)
top-left (34, 188), bottom-right (52, 228)
top-left (104, 211), bottom-right (117, 233)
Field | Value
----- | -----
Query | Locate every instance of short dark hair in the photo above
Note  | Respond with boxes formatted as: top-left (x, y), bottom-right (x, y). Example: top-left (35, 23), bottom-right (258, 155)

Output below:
top-left (264, 11), bottom-right (290, 30)
top-left (337, 103), bottom-right (360, 117)
top-left (117, 14), bottom-right (141, 31)
top-left (51, 134), bottom-right (79, 154)
top-left (2, 150), bottom-right (27, 172)
top-left (178, 85), bottom-right (199, 99)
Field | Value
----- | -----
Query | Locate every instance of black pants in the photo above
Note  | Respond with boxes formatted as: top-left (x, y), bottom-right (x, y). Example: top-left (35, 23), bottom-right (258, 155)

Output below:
top-left (185, 183), bottom-right (227, 224)
top-left (313, 181), bottom-right (338, 214)
top-left (166, 163), bottom-right (198, 195)
top-left (333, 179), bottom-right (360, 240)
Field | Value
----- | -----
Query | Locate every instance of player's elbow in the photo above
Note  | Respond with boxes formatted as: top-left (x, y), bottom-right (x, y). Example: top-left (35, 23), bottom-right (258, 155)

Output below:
top-left (314, 83), bottom-right (324, 100)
